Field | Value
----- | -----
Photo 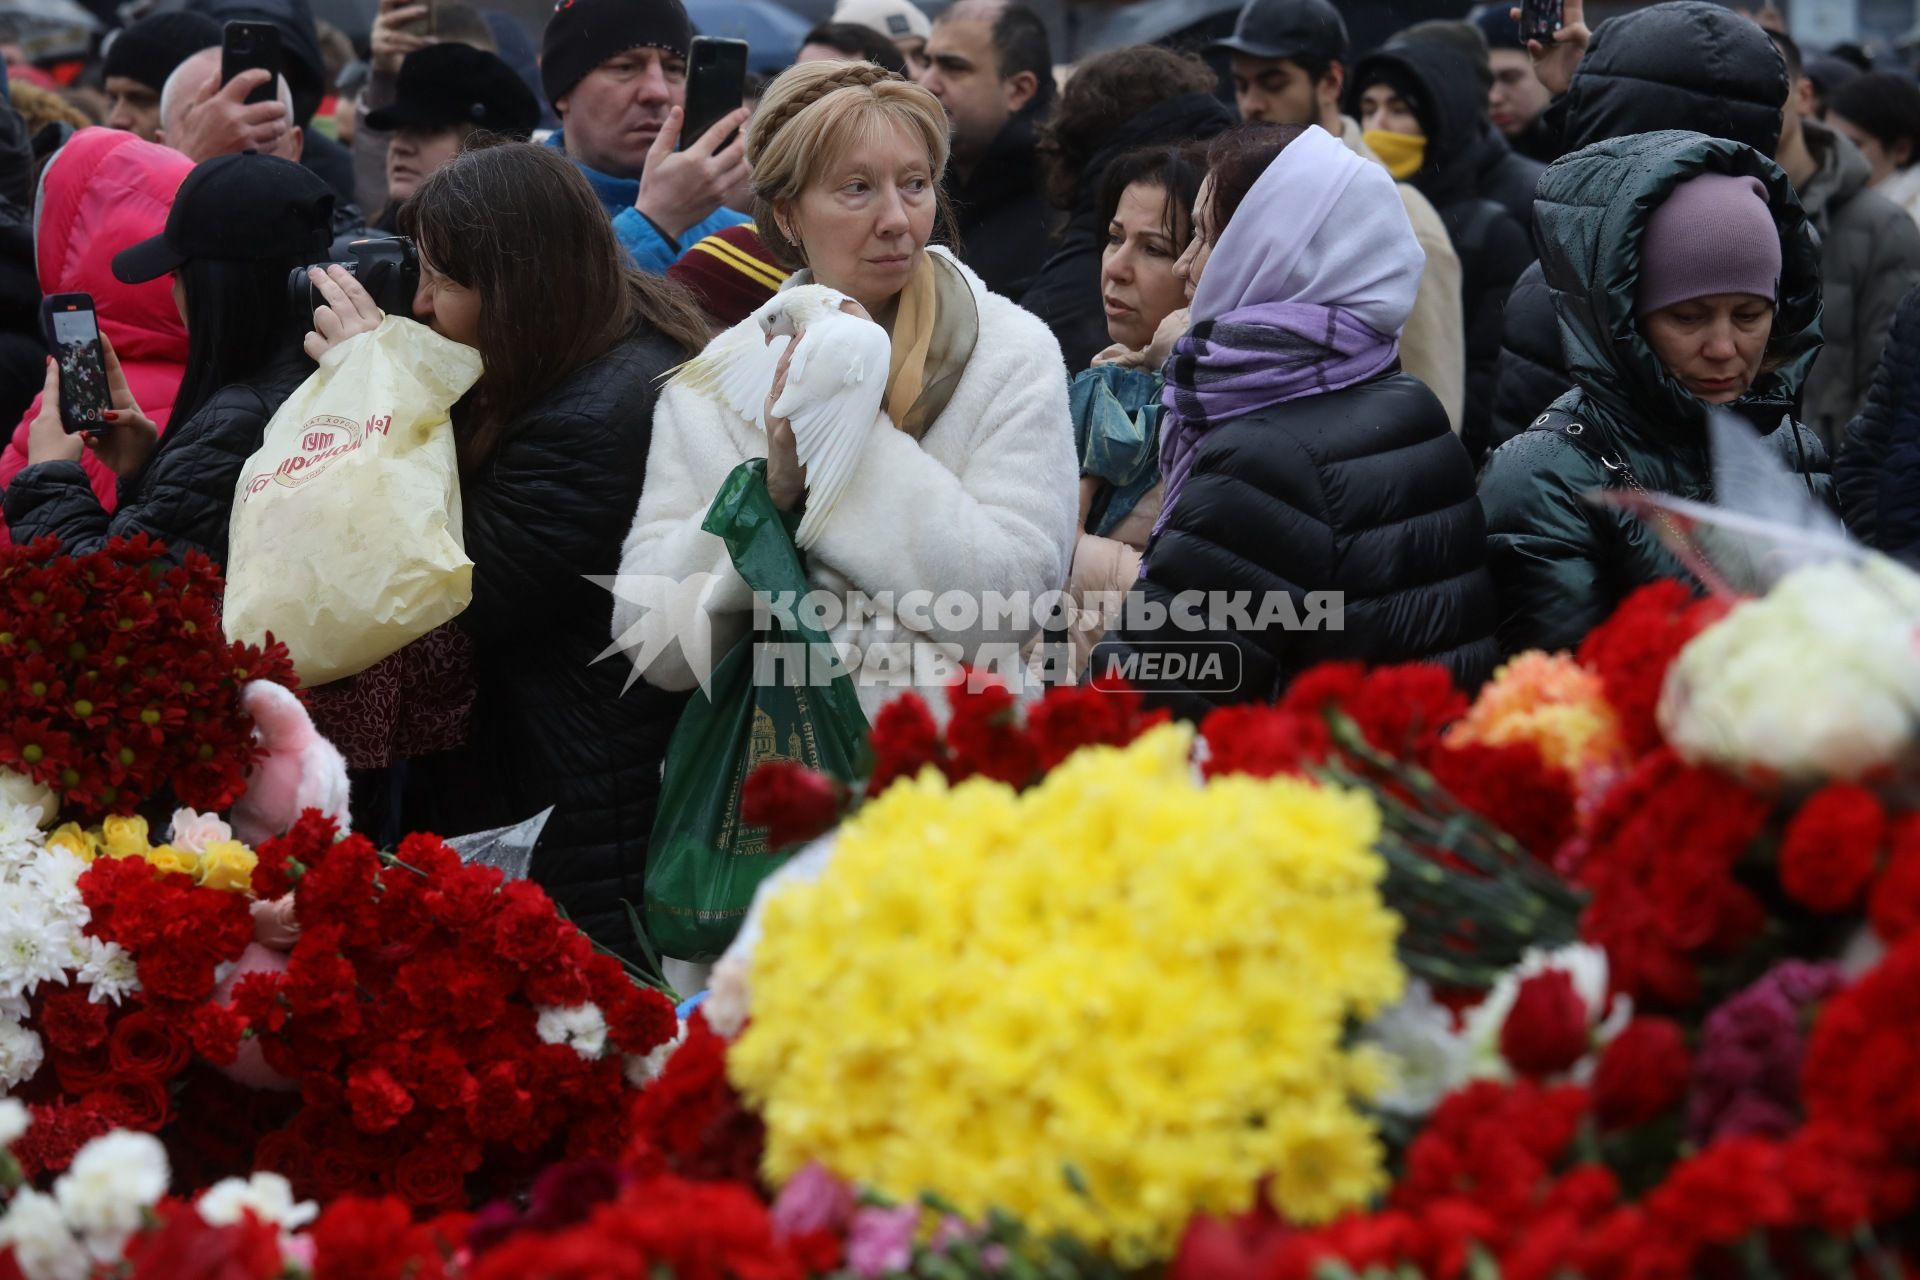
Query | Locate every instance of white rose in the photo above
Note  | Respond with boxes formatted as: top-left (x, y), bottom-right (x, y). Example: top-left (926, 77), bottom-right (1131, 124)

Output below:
top-left (0, 1020), bottom-right (44, 1090)
top-left (0, 1188), bottom-right (87, 1280)
top-left (166, 809), bottom-right (234, 856)
top-left (197, 1172), bottom-right (317, 1232)
top-left (0, 772), bottom-right (56, 832)
top-left (53, 1130), bottom-right (170, 1259)
top-left (0, 1097), bottom-right (30, 1148)
top-left (1660, 558), bottom-right (1920, 783)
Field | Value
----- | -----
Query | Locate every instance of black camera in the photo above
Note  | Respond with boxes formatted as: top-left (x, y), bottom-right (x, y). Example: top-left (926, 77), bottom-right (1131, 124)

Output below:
top-left (290, 236), bottom-right (421, 324)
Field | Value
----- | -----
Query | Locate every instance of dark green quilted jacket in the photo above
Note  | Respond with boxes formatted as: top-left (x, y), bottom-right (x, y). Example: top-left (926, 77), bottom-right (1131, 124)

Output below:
top-left (1477, 130), bottom-right (1833, 655)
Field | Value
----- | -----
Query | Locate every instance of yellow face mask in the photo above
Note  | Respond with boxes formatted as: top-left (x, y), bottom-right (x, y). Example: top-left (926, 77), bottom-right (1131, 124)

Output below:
top-left (1364, 130), bottom-right (1428, 181)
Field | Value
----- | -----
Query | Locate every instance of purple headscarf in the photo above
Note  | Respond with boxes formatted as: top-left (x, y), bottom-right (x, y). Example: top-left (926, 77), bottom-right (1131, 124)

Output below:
top-left (1152, 124), bottom-right (1427, 540)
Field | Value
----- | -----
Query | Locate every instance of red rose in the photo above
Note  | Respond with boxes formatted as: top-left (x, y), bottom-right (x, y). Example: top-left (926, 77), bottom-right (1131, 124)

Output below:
top-left (91, 1072), bottom-right (173, 1132)
top-left (345, 1065), bottom-right (414, 1134)
top-left (389, 1145), bottom-right (467, 1213)
top-left (108, 1010), bottom-right (193, 1080)
top-left (741, 761), bottom-right (847, 851)
top-left (1499, 971), bottom-right (1591, 1078)
top-left (1778, 783), bottom-right (1884, 913)
top-left (38, 988), bottom-right (111, 1055)
top-left (1592, 1016), bottom-right (1689, 1130)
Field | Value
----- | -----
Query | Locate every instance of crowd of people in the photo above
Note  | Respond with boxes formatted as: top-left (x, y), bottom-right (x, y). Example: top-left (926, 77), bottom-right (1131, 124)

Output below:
top-left (3, 0), bottom-right (1920, 955)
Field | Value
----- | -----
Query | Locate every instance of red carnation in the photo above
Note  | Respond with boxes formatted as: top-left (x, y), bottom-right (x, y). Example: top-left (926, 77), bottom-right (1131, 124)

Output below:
top-left (38, 987), bottom-right (111, 1055)
top-left (865, 692), bottom-right (943, 796)
top-left (187, 1003), bottom-right (247, 1067)
top-left (1198, 703), bottom-right (1332, 779)
top-left (1868, 816), bottom-right (1920, 943)
top-left (1803, 934), bottom-right (1920, 1150)
top-left (1428, 740), bottom-right (1577, 858)
top-left (741, 762), bottom-right (846, 851)
top-left (1024, 677), bottom-right (1168, 773)
top-left (943, 673), bottom-right (1039, 787)
top-left (1576, 579), bottom-right (1729, 756)
top-left (1499, 970), bottom-right (1591, 1078)
top-left (1777, 783), bottom-right (1885, 913)
top-left (1592, 1016), bottom-right (1689, 1130)
top-left (345, 1065), bottom-right (414, 1134)
top-left (125, 1200), bottom-right (282, 1280)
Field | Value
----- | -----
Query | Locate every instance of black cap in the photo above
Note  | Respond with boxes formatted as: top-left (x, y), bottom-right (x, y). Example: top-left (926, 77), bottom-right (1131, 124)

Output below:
top-left (102, 11), bottom-right (222, 92)
top-left (113, 152), bottom-right (334, 284)
top-left (1209, 0), bottom-right (1348, 64)
top-left (365, 43), bottom-right (541, 137)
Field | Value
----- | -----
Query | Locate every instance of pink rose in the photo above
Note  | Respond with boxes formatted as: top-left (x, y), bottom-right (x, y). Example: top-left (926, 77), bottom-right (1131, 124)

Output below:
top-left (169, 807), bottom-right (235, 854)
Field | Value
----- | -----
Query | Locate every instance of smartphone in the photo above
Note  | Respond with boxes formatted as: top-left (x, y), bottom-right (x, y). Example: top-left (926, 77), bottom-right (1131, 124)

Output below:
top-left (221, 21), bottom-right (282, 107)
top-left (394, 0), bottom-right (434, 39)
top-left (1520, 0), bottom-right (1563, 43)
top-left (40, 294), bottom-right (110, 435)
top-left (680, 36), bottom-right (749, 151)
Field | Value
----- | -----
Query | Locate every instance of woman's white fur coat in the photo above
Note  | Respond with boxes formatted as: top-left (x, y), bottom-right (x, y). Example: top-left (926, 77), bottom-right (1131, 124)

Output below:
top-left (613, 248), bottom-right (1078, 721)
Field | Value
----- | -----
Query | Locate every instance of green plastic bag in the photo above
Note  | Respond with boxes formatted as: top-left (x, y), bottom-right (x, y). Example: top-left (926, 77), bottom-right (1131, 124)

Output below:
top-left (644, 460), bottom-right (873, 961)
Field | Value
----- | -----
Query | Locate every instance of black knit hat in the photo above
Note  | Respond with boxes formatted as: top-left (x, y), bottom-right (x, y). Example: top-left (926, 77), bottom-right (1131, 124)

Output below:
top-left (102, 11), bottom-right (222, 92)
top-left (541, 0), bottom-right (692, 109)
top-left (366, 43), bottom-right (541, 137)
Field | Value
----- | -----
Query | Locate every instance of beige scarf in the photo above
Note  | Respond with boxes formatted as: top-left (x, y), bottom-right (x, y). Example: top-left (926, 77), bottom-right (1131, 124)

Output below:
top-left (884, 255), bottom-right (939, 437)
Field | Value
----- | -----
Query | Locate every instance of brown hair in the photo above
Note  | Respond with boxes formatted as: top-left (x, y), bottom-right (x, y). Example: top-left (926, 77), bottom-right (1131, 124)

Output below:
top-left (1202, 122), bottom-right (1309, 237)
top-left (398, 141), bottom-right (710, 472)
top-left (1036, 45), bottom-right (1219, 212)
top-left (746, 59), bottom-right (959, 271)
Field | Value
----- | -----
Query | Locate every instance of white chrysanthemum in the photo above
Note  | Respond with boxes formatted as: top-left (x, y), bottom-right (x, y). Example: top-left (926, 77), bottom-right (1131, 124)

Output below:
top-left (197, 1172), bottom-right (317, 1231)
top-left (77, 939), bottom-right (140, 1006)
top-left (0, 1019), bottom-right (44, 1089)
top-left (54, 1131), bottom-right (170, 1260)
top-left (24, 847), bottom-right (89, 912)
top-left (1361, 981), bottom-right (1471, 1116)
top-left (0, 914), bottom-right (76, 1002)
top-left (0, 770), bottom-right (55, 833)
top-left (1661, 557), bottom-right (1920, 783)
top-left (535, 1002), bottom-right (609, 1060)
top-left (623, 1019), bottom-right (688, 1089)
top-left (0, 1097), bottom-right (29, 1147)
top-left (1460, 943), bottom-right (1631, 1082)
top-left (0, 803), bottom-right (48, 854)
top-left (0, 1188), bottom-right (87, 1280)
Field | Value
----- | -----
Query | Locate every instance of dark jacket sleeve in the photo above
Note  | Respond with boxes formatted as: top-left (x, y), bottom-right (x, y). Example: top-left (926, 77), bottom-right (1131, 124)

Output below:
top-left (459, 407), bottom-right (655, 645)
top-left (1460, 206), bottom-right (1536, 461)
top-left (1840, 282), bottom-right (1920, 548)
top-left (5, 387), bottom-right (274, 566)
top-left (1477, 429), bottom-right (1615, 655)
top-left (1487, 262), bottom-right (1571, 459)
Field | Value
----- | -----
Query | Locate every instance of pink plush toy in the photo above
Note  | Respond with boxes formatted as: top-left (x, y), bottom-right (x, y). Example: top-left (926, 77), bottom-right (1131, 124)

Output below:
top-left (229, 680), bottom-right (351, 848)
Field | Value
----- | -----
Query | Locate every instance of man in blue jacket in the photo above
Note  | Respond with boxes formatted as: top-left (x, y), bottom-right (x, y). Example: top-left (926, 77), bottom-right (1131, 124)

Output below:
top-left (541, 0), bottom-right (751, 272)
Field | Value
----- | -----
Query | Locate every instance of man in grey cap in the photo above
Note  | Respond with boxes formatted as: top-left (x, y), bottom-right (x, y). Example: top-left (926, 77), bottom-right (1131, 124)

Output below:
top-left (1210, 0), bottom-right (1466, 433)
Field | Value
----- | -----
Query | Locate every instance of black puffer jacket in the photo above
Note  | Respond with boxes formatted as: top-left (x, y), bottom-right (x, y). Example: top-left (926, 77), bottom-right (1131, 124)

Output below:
top-left (1485, 2), bottom-right (1788, 452)
top-left (0, 98), bottom-right (38, 431)
top-left (1020, 92), bottom-right (1233, 373)
top-left (1350, 41), bottom-right (1535, 462)
top-left (402, 325), bottom-right (692, 960)
top-left (1479, 132), bottom-right (1830, 657)
top-left (1836, 282), bottom-right (1920, 558)
top-left (4, 352), bottom-right (313, 567)
top-left (1473, 127), bottom-right (1546, 242)
top-left (1092, 370), bottom-right (1499, 719)
top-left (948, 106), bottom-right (1054, 300)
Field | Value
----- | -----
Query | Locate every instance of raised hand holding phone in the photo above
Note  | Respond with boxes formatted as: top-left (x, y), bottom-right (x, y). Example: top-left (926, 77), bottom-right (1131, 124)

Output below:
top-left (1512, 0), bottom-right (1588, 97)
top-left (370, 0), bottom-right (434, 75)
top-left (634, 104), bottom-right (752, 239)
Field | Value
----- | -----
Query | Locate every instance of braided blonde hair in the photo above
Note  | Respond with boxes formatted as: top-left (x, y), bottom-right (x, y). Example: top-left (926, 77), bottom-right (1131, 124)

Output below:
top-left (748, 59), bottom-right (955, 270)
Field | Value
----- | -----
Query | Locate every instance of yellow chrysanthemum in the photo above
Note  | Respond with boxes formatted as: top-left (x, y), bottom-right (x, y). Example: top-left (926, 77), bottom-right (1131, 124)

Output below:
top-left (728, 724), bottom-right (1403, 1264)
top-left (1448, 650), bottom-right (1626, 777)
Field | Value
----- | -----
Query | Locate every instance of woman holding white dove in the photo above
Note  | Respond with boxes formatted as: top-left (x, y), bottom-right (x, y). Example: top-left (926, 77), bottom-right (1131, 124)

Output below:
top-left (616, 60), bottom-right (1078, 719)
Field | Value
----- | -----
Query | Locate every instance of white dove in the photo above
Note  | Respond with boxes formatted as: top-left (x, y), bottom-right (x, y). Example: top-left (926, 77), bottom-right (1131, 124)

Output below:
top-left (668, 284), bottom-right (892, 548)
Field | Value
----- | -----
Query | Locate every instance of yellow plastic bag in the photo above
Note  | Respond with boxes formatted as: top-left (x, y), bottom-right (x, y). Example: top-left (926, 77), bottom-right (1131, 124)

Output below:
top-left (223, 317), bottom-right (484, 685)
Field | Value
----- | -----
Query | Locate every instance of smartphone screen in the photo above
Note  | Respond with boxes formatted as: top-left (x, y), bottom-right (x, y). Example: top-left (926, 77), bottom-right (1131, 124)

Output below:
top-left (1520, 0), bottom-right (1563, 43)
top-left (47, 302), bottom-right (109, 434)
top-left (222, 21), bottom-right (283, 107)
top-left (680, 37), bottom-right (748, 151)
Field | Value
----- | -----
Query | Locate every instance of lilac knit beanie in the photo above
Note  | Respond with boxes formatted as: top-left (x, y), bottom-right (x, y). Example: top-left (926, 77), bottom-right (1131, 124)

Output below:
top-left (1635, 174), bottom-right (1782, 316)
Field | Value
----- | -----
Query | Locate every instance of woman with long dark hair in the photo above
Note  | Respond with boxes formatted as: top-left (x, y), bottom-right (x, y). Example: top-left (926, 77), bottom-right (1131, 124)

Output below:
top-left (7, 152), bottom-right (329, 566)
top-left (311, 141), bottom-right (711, 956)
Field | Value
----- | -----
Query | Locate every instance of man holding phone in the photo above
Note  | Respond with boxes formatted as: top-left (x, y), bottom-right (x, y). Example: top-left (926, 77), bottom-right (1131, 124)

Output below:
top-left (541, 0), bottom-right (750, 274)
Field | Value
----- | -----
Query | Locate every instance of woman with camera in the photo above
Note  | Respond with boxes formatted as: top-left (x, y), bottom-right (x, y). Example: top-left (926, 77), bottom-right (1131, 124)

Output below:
top-left (308, 142), bottom-right (711, 957)
top-left (6, 151), bottom-right (330, 568)
top-left (616, 61), bottom-right (1078, 719)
